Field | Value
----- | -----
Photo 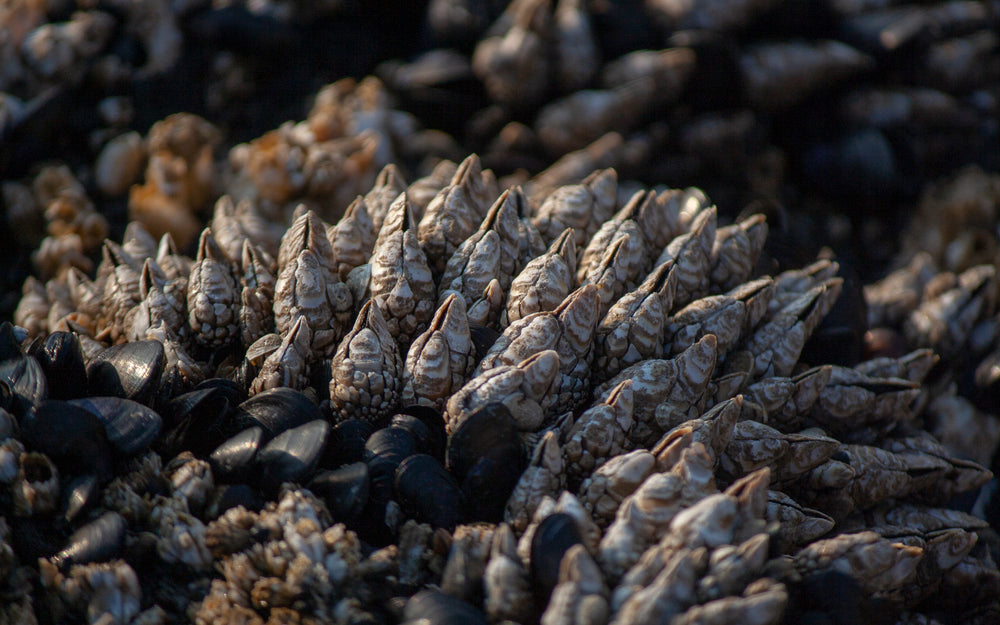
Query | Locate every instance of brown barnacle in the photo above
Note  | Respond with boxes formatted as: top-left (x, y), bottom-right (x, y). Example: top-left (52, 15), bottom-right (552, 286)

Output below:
top-left (541, 543), bottom-right (609, 625)
top-left (274, 212), bottom-right (353, 357)
top-left (599, 443), bottom-right (718, 582)
top-left (154, 232), bottom-right (191, 282)
top-left (926, 393), bottom-right (1000, 468)
top-left (903, 264), bottom-right (996, 359)
top-left (769, 259), bottom-right (841, 313)
top-left (97, 244), bottom-right (145, 344)
top-left (240, 127), bottom-right (307, 205)
top-left (578, 190), bottom-right (657, 287)
top-left (40, 559), bottom-right (142, 625)
top-left (864, 253), bottom-right (938, 329)
top-left (95, 131), bottom-right (146, 198)
top-left (552, 0), bottom-right (599, 93)
top-left (472, 0), bottom-right (551, 108)
top-left (484, 523), bottom-right (535, 623)
top-left (328, 300), bottom-right (403, 424)
top-left (505, 227), bottom-right (578, 327)
top-left (505, 431), bottom-right (565, 533)
top-left (364, 163), bottom-right (408, 232)
top-left (792, 531), bottom-right (923, 597)
top-left (12, 451), bottom-right (59, 516)
top-left (444, 349), bottom-right (561, 434)
top-left (32, 233), bottom-right (94, 281)
top-left (804, 366), bottom-right (921, 442)
top-left (854, 348), bottom-right (938, 385)
top-left (653, 206), bottom-right (718, 309)
top-left (300, 130), bottom-right (381, 218)
top-left (146, 323), bottom-right (205, 388)
top-left (721, 420), bottom-right (840, 486)
top-left (742, 278), bottom-right (844, 380)
top-left (150, 495), bottom-right (213, 570)
top-left (710, 214), bottom-right (768, 292)
top-left (766, 490), bottom-right (834, 552)
top-left (401, 293), bottom-right (476, 411)
top-left (43, 278), bottom-right (74, 334)
top-left (363, 193), bottom-right (436, 349)
top-left (531, 168), bottom-right (617, 248)
top-left (562, 379), bottom-right (634, 487)
top-left (665, 277), bottom-right (773, 358)
top-left (696, 532), bottom-right (772, 604)
top-left (592, 259), bottom-right (677, 384)
top-left (21, 11), bottom-right (115, 79)
top-left (675, 578), bottom-right (788, 625)
top-left (165, 452), bottom-right (214, 515)
top-left (187, 228), bottom-right (239, 350)
top-left (327, 196), bottom-right (376, 281)
top-left (12, 276), bottom-right (48, 337)
top-left (739, 40), bottom-right (874, 109)
top-left (250, 316), bottom-right (313, 395)
top-left (418, 154), bottom-right (498, 275)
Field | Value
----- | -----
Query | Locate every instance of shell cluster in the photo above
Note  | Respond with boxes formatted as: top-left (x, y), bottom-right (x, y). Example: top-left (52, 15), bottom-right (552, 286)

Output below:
top-left (3, 146), bottom-right (1000, 624)
top-left (1, 1), bottom-right (1000, 625)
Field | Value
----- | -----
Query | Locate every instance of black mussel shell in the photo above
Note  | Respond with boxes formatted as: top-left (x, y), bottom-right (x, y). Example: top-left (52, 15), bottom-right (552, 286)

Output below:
top-left (87, 340), bottom-right (166, 406)
top-left (0, 354), bottom-right (48, 417)
top-left (0, 322), bottom-right (23, 362)
top-left (196, 377), bottom-right (248, 408)
top-left (235, 387), bottom-right (322, 440)
top-left (323, 418), bottom-right (375, 469)
top-left (394, 454), bottom-right (463, 530)
top-left (402, 589), bottom-right (489, 625)
top-left (446, 403), bottom-right (524, 521)
top-left (51, 511), bottom-right (127, 570)
top-left (469, 325), bottom-right (500, 363)
top-left (33, 332), bottom-right (87, 400)
top-left (365, 426), bottom-right (418, 465)
top-left (60, 473), bottom-right (100, 526)
top-left (394, 406), bottom-right (447, 461)
top-left (530, 513), bottom-right (584, 606)
top-left (210, 426), bottom-right (264, 484)
top-left (204, 484), bottom-right (265, 520)
top-left (21, 400), bottom-right (114, 483)
top-left (9, 515), bottom-right (64, 562)
top-left (70, 397), bottom-right (162, 457)
top-left (161, 386), bottom-right (237, 457)
top-left (0, 407), bottom-right (14, 440)
top-left (255, 419), bottom-right (330, 495)
top-left (309, 462), bottom-right (370, 522)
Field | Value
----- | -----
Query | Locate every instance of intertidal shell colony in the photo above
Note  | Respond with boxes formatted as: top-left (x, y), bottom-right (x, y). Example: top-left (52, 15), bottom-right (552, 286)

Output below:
top-left (2, 1), bottom-right (1000, 625)
top-left (2, 147), bottom-right (999, 625)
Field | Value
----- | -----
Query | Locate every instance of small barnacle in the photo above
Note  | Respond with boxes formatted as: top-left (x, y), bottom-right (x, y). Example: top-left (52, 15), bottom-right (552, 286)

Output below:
top-left (402, 293), bottom-right (476, 411)
top-left (187, 229), bottom-right (239, 350)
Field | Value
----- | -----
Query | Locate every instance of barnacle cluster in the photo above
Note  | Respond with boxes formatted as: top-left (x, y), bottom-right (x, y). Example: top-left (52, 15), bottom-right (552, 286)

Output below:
top-left (2, 1), bottom-right (1000, 625)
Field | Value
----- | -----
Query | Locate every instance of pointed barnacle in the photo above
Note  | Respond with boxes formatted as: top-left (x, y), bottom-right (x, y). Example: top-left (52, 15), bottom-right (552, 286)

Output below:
top-left (595, 334), bottom-right (718, 448)
top-left (238, 240), bottom-right (275, 349)
top-left (710, 214), bottom-right (768, 292)
top-left (418, 154), bottom-right (497, 276)
top-left (792, 531), bottom-right (923, 596)
top-left (610, 546), bottom-right (707, 623)
top-left (327, 196), bottom-right (376, 281)
top-left (364, 194), bottom-right (436, 349)
top-left (401, 293), bottom-right (475, 411)
top-left (666, 277), bottom-right (775, 358)
top-left (328, 300), bottom-right (403, 424)
top-left (209, 195), bottom-right (251, 263)
top-left (445, 349), bottom-right (560, 434)
top-left (804, 366), bottom-right (921, 442)
top-left (483, 523), bottom-right (534, 623)
top-left (653, 206), bottom-right (717, 309)
top-left (853, 348), bottom-right (938, 384)
top-left (505, 228), bottom-right (578, 327)
top-left (505, 431), bottom-right (565, 533)
top-left (250, 316), bottom-right (313, 395)
top-left (599, 444), bottom-right (718, 582)
top-left (187, 228), bottom-right (239, 350)
top-left (881, 434), bottom-right (992, 505)
top-left (97, 244), bottom-right (146, 344)
top-left (741, 365), bottom-right (832, 432)
top-left (577, 190), bottom-right (655, 286)
top-left (767, 490), bottom-right (835, 551)
top-left (472, 0), bottom-right (552, 108)
top-left (274, 216), bottom-right (353, 358)
top-left (531, 168), bottom-right (617, 249)
top-left (579, 235), bottom-right (638, 320)
top-left (146, 323), bottom-right (204, 388)
top-left (562, 379), bottom-right (634, 487)
top-left (127, 259), bottom-right (186, 343)
top-left (721, 420), bottom-right (840, 486)
top-left (67, 267), bottom-right (103, 323)
top-left (44, 278), bottom-right (74, 334)
top-left (662, 396), bottom-right (742, 465)
top-left (742, 279), bottom-right (844, 380)
top-left (552, 0), bottom-right (599, 93)
top-left (276, 210), bottom-right (336, 282)
top-left (769, 259), bottom-right (840, 313)
top-left (740, 40), bottom-right (874, 109)
top-left (407, 159), bottom-right (457, 216)
top-left (479, 285), bottom-right (599, 415)
top-left (13, 276), bottom-right (48, 338)
top-left (864, 253), bottom-right (937, 328)
top-left (577, 450), bottom-right (655, 528)
top-left (364, 164), bottom-right (408, 232)
top-left (155, 232), bottom-right (192, 281)
top-left (904, 264), bottom-right (996, 359)
top-left (121, 221), bottom-right (159, 262)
